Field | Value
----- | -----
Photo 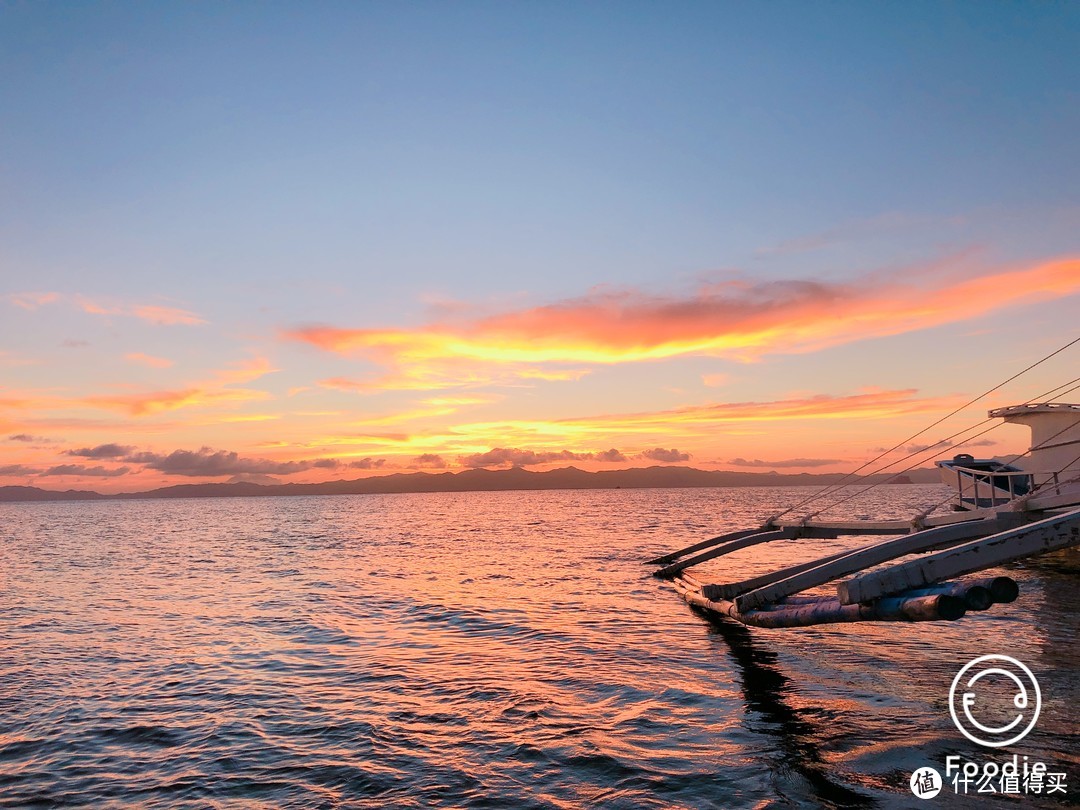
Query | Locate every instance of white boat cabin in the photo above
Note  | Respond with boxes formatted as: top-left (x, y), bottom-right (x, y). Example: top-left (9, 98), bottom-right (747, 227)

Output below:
top-left (937, 402), bottom-right (1080, 510)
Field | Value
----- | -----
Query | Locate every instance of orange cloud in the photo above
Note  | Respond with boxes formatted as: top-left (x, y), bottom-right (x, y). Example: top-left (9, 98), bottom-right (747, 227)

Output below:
top-left (0, 396), bottom-right (35, 411)
top-left (436, 389), bottom-right (961, 450)
top-left (128, 305), bottom-right (205, 326)
top-left (3, 416), bottom-right (185, 435)
top-left (0, 350), bottom-right (37, 368)
top-left (83, 387), bottom-right (269, 417)
top-left (620, 389), bottom-right (952, 423)
top-left (285, 257), bottom-right (1080, 383)
top-left (125, 352), bottom-right (174, 368)
top-left (1, 360), bottom-right (276, 432)
top-left (76, 296), bottom-right (206, 325)
top-left (82, 357), bottom-right (277, 416)
top-left (3, 292), bottom-right (206, 325)
top-left (421, 395), bottom-right (499, 407)
top-left (209, 357), bottom-right (278, 386)
top-left (561, 389), bottom-right (960, 435)
top-left (302, 388), bottom-right (958, 462)
top-left (319, 363), bottom-right (589, 393)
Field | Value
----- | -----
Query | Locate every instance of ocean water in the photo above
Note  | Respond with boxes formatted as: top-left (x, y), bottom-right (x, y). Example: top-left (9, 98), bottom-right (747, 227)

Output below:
top-left (0, 485), bottom-right (1076, 809)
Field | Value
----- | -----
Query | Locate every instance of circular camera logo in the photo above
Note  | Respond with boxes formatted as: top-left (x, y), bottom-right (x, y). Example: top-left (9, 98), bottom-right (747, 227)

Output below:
top-left (910, 766), bottom-right (943, 799)
top-left (949, 654), bottom-right (1041, 748)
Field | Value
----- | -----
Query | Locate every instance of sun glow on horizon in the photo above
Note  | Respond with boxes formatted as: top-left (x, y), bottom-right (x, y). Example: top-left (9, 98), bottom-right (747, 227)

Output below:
top-left (2, 252), bottom-right (1078, 493)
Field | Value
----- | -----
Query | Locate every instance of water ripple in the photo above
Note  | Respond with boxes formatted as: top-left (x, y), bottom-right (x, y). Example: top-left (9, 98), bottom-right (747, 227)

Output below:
top-left (0, 487), bottom-right (1075, 808)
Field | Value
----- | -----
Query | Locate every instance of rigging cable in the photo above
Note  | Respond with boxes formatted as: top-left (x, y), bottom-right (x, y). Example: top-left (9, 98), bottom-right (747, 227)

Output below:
top-left (803, 379), bottom-right (1080, 520)
top-left (814, 393), bottom-right (1080, 522)
top-left (764, 334), bottom-right (1080, 525)
top-left (911, 402), bottom-right (1080, 519)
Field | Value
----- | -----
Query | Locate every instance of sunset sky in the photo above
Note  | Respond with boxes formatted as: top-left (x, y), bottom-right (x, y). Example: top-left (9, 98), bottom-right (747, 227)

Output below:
top-left (2, 2), bottom-right (1078, 493)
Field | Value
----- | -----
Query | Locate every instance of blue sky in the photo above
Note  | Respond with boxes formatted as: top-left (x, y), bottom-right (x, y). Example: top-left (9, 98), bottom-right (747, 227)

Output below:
top-left (1, 2), bottom-right (1078, 490)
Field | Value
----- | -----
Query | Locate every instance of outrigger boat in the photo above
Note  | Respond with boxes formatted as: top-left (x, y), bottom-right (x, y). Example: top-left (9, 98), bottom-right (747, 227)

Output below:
top-left (649, 401), bottom-right (1080, 629)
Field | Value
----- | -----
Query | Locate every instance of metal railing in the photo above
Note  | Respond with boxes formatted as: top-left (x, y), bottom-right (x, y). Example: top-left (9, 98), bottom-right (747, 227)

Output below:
top-left (949, 465), bottom-right (1074, 508)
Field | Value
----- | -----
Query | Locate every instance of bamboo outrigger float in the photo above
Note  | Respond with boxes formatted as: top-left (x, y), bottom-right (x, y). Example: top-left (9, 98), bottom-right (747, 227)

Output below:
top-left (650, 401), bottom-right (1080, 629)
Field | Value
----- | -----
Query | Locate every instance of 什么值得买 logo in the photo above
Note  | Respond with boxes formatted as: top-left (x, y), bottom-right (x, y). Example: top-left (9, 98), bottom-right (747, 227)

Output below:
top-left (909, 766), bottom-right (943, 799)
top-left (949, 654), bottom-right (1041, 748)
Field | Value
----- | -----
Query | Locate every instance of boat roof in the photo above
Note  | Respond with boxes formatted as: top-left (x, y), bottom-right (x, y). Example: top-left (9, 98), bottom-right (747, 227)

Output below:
top-left (934, 457), bottom-right (1020, 469)
top-left (988, 402), bottom-right (1080, 418)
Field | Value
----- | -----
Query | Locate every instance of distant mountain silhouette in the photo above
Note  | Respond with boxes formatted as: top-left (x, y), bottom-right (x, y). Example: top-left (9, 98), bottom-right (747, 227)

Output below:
top-left (0, 465), bottom-right (942, 502)
top-left (0, 485), bottom-right (108, 502)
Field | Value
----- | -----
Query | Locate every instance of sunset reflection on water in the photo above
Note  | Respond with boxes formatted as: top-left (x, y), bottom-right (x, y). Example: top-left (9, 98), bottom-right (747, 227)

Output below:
top-left (1, 486), bottom-right (1075, 808)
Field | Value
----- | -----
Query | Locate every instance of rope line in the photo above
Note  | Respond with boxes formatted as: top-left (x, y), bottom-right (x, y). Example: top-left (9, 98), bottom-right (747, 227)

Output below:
top-left (805, 381), bottom-right (1080, 520)
top-left (801, 420), bottom-right (1009, 520)
top-left (763, 334), bottom-right (1080, 525)
top-left (911, 409), bottom-right (1080, 519)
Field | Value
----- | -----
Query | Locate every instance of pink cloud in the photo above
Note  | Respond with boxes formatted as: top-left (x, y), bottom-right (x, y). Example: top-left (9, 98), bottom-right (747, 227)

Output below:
top-left (2, 292), bottom-right (60, 311)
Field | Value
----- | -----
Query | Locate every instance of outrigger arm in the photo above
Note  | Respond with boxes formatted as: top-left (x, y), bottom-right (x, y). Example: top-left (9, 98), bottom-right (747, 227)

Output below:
top-left (650, 506), bottom-right (1080, 629)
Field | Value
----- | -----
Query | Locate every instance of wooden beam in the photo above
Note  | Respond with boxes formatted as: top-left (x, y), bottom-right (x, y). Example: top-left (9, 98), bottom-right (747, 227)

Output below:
top-left (673, 578), bottom-right (967, 628)
top-left (702, 521), bottom-right (1012, 601)
top-left (654, 530), bottom-right (788, 579)
top-left (1025, 490), bottom-right (1080, 512)
top-left (644, 527), bottom-right (766, 566)
top-left (875, 594), bottom-right (966, 621)
top-left (703, 546), bottom-right (860, 600)
top-left (922, 508), bottom-right (1002, 526)
top-left (770, 509), bottom-right (999, 533)
top-left (770, 518), bottom-right (912, 533)
top-left (733, 517), bottom-right (1012, 612)
top-left (837, 508), bottom-right (1080, 604)
top-left (650, 501), bottom-right (1041, 570)
top-left (677, 570), bottom-right (706, 589)
top-left (979, 576), bottom-right (1020, 604)
top-left (903, 582), bottom-right (993, 611)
